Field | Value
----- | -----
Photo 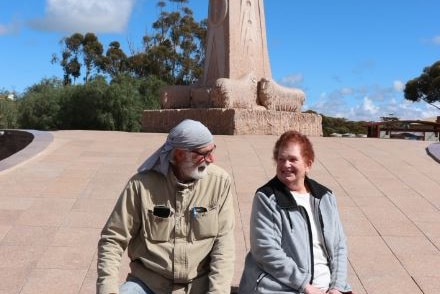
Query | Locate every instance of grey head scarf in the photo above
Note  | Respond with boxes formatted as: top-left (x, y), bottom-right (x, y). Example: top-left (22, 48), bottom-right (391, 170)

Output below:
top-left (137, 119), bottom-right (213, 175)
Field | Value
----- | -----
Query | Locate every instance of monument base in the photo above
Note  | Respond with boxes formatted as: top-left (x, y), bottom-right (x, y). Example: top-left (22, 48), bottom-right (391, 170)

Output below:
top-left (142, 108), bottom-right (322, 136)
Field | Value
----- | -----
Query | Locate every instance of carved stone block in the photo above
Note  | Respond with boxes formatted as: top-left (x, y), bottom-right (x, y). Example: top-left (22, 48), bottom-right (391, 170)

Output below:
top-left (142, 0), bottom-right (322, 135)
top-left (258, 78), bottom-right (305, 112)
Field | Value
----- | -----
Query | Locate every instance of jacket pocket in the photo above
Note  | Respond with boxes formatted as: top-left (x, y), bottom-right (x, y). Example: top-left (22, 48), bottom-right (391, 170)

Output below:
top-left (254, 272), bottom-right (268, 292)
top-left (254, 271), bottom-right (299, 293)
top-left (191, 206), bottom-right (218, 240)
top-left (146, 210), bottom-right (174, 242)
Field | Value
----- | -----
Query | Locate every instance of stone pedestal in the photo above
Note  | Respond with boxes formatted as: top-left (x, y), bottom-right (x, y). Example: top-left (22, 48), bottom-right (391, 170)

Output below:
top-left (141, 0), bottom-right (322, 136)
top-left (142, 109), bottom-right (322, 136)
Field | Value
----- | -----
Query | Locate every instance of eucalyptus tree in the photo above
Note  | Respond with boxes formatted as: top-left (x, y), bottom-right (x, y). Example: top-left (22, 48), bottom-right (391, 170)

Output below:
top-left (53, 32), bottom-right (104, 85)
top-left (139, 0), bottom-right (207, 84)
top-left (100, 41), bottom-right (129, 78)
top-left (82, 33), bottom-right (104, 82)
top-left (53, 32), bottom-right (83, 85)
top-left (404, 60), bottom-right (440, 110)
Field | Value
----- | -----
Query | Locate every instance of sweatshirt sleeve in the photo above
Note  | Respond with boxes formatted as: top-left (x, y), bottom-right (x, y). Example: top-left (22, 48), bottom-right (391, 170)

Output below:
top-left (249, 192), bottom-right (311, 291)
top-left (327, 194), bottom-right (352, 293)
top-left (96, 179), bottom-right (142, 294)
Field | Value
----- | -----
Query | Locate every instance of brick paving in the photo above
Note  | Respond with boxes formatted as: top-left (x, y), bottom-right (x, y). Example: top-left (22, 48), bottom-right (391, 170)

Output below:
top-left (0, 130), bottom-right (439, 294)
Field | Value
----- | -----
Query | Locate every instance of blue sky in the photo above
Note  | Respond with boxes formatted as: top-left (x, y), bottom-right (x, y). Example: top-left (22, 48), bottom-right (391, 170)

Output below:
top-left (1, 0), bottom-right (439, 121)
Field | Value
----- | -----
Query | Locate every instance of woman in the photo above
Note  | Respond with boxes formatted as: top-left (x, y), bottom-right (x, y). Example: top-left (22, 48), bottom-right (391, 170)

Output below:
top-left (239, 131), bottom-right (352, 294)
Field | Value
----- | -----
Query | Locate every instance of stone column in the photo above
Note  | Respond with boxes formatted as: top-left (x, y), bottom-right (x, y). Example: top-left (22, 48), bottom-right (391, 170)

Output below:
top-left (144, 0), bottom-right (321, 136)
top-left (203, 0), bottom-right (271, 85)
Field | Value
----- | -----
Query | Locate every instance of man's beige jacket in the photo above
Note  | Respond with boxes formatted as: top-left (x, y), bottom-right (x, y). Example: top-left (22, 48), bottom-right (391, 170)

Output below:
top-left (97, 164), bottom-right (235, 294)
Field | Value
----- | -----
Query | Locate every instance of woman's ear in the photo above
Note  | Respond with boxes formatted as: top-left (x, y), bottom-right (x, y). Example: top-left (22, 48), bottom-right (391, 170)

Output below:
top-left (306, 160), bottom-right (313, 174)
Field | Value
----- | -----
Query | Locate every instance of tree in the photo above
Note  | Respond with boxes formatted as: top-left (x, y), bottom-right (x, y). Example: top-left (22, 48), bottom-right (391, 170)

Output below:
top-left (40, 0), bottom-right (206, 132)
top-left (104, 76), bottom-right (144, 131)
top-left (57, 75), bottom-right (160, 131)
top-left (0, 90), bottom-right (18, 129)
top-left (404, 60), bottom-right (440, 110)
top-left (17, 78), bottom-right (65, 130)
top-left (59, 76), bottom-right (108, 130)
top-left (52, 33), bottom-right (104, 85)
top-left (137, 75), bottom-right (165, 109)
top-left (53, 33), bottom-right (83, 85)
top-left (100, 41), bottom-right (129, 78)
top-left (82, 33), bottom-right (104, 82)
top-left (139, 0), bottom-right (207, 84)
top-left (52, 1), bottom-right (206, 85)
top-left (305, 110), bottom-right (367, 136)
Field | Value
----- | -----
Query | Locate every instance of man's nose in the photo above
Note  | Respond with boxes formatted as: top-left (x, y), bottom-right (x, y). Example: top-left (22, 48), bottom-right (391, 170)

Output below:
top-left (205, 153), bottom-right (215, 163)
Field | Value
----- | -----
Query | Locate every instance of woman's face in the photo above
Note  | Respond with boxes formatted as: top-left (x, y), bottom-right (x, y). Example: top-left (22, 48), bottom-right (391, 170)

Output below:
top-left (276, 142), bottom-right (312, 192)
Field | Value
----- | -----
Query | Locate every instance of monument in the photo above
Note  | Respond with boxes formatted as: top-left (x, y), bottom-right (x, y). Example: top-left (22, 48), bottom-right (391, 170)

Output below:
top-left (142, 0), bottom-right (322, 135)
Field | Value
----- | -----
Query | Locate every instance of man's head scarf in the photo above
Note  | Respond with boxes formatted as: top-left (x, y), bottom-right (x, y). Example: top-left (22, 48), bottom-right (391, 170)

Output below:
top-left (137, 119), bottom-right (214, 175)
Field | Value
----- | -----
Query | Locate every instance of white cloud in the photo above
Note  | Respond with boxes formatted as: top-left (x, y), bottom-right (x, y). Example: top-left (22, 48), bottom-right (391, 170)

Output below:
top-left (423, 35), bottom-right (440, 45)
top-left (0, 24), bottom-right (8, 35)
top-left (432, 35), bottom-right (440, 45)
top-left (393, 80), bottom-right (405, 92)
top-left (29, 0), bottom-right (136, 33)
top-left (361, 96), bottom-right (379, 114)
top-left (339, 88), bottom-right (353, 95)
top-left (0, 21), bottom-right (20, 35)
top-left (279, 74), bottom-right (304, 87)
top-left (383, 99), bottom-right (439, 120)
top-left (306, 81), bottom-right (439, 121)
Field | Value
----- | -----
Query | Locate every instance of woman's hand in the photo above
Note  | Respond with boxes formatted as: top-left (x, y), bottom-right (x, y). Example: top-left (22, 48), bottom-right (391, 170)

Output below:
top-left (304, 284), bottom-right (326, 294)
top-left (327, 289), bottom-right (342, 294)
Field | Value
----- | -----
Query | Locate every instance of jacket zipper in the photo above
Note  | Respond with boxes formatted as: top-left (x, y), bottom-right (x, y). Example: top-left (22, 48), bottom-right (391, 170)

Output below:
top-left (316, 199), bottom-right (331, 264)
top-left (299, 206), bottom-right (314, 284)
top-left (254, 272), bottom-right (268, 292)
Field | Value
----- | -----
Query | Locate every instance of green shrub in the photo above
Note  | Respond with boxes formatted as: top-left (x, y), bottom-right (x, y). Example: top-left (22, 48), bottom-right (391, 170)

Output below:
top-left (0, 98), bottom-right (18, 129)
top-left (17, 78), bottom-right (64, 130)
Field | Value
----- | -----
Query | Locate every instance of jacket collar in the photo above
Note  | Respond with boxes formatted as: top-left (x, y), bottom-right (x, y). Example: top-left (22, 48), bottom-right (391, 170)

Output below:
top-left (260, 176), bottom-right (331, 209)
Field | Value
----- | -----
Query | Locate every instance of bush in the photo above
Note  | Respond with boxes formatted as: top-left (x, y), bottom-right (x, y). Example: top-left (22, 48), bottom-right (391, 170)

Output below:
top-left (138, 75), bottom-right (165, 110)
top-left (59, 75), bottom-right (162, 131)
top-left (15, 75), bottom-right (164, 132)
top-left (59, 77), bottom-right (108, 130)
top-left (17, 78), bottom-right (64, 130)
top-left (0, 98), bottom-right (18, 129)
top-left (321, 115), bottom-right (367, 136)
top-left (105, 75), bottom-right (143, 131)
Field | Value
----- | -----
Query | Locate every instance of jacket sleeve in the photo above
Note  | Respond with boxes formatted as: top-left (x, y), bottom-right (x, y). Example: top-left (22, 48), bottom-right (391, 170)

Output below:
top-left (250, 192), bottom-right (311, 291)
top-left (96, 179), bottom-right (142, 294)
top-left (208, 176), bottom-right (235, 294)
top-left (327, 194), bottom-right (352, 293)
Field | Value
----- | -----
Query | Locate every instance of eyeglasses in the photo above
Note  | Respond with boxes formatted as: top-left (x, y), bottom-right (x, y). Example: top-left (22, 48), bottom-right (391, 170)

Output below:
top-left (190, 144), bottom-right (216, 161)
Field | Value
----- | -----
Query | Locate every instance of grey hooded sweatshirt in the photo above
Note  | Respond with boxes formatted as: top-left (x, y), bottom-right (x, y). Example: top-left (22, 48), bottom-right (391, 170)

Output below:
top-left (238, 176), bottom-right (352, 294)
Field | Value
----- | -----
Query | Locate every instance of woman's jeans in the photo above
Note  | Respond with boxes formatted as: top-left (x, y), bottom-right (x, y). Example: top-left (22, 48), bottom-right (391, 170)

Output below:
top-left (119, 276), bottom-right (155, 294)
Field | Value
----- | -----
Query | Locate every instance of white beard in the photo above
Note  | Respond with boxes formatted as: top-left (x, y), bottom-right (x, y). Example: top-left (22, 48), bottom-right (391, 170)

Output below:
top-left (180, 153), bottom-right (209, 180)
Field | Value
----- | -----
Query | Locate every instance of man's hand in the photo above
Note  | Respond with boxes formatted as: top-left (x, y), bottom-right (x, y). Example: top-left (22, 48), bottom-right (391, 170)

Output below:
top-left (304, 284), bottom-right (326, 294)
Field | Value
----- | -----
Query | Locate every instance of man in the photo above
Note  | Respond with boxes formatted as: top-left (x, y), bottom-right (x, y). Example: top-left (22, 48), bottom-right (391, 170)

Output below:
top-left (97, 119), bottom-right (235, 294)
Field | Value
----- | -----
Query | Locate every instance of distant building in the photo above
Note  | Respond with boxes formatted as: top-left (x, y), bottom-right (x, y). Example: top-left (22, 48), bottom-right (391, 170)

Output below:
top-left (366, 117), bottom-right (440, 142)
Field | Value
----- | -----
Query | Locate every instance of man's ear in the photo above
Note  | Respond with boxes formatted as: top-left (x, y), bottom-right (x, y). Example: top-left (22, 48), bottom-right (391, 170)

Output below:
top-left (172, 148), bottom-right (186, 163)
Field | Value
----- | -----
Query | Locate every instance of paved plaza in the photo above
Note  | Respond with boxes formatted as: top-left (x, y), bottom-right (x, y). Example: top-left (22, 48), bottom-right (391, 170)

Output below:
top-left (0, 130), bottom-right (439, 294)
